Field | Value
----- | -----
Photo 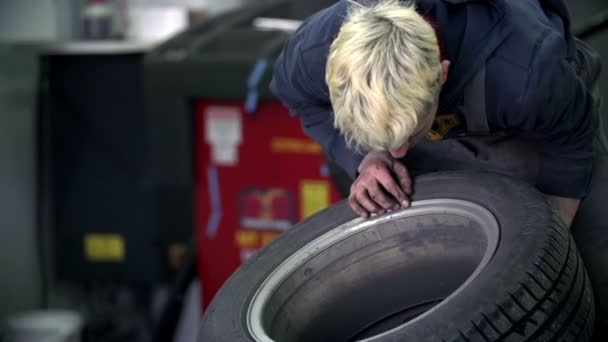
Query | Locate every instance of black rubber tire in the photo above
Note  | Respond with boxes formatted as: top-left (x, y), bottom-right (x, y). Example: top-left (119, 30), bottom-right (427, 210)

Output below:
top-left (572, 155), bottom-right (608, 339)
top-left (199, 172), bottom-right (595, 341)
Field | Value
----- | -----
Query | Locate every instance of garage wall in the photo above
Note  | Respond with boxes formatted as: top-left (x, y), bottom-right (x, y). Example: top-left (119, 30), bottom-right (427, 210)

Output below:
top-left (0, 2), bottom-right (58, 42)
top-left (0, 45), bottom-right (41, 323)
top-left (0, 0), bottom-right (74, 324)
top-left (0, 0), bottom-right (78, 42)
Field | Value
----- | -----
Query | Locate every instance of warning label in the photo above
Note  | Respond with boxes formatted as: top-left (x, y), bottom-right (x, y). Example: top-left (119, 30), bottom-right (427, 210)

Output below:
top-left (84, 233), bottom-right (125, 262)
top-left (300, 180), bottom-right (330, 219)
top-left (270, 137), bottom-right (322, 155)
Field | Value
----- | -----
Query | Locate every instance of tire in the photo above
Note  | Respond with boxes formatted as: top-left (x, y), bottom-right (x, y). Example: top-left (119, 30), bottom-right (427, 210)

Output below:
top-left (572, 155), bottom-right (608, 339)
top-left (199, 172), bottom-right (595, 342)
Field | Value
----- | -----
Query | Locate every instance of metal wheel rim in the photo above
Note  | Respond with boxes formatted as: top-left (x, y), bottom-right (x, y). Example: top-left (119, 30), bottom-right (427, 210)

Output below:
top-left (246, 199), bottom-right (500, 342)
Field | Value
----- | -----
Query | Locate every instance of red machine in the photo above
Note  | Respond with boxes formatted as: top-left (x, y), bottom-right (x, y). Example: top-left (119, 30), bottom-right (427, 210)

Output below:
top-left (194, 100), bottom-right (341, 308)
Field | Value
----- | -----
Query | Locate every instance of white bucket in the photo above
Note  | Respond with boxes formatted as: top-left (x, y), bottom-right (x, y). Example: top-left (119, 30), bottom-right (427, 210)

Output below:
top-left (4, 310), bottom-right (83, 342)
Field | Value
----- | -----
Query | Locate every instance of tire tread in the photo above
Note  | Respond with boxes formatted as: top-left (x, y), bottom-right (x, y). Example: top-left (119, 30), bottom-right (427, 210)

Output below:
top-left (451, 207), bottom-right (594, 342)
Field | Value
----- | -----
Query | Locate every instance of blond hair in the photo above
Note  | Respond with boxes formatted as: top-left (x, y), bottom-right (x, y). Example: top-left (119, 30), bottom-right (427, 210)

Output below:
top-left (326, 0), bottom-right (442, 151)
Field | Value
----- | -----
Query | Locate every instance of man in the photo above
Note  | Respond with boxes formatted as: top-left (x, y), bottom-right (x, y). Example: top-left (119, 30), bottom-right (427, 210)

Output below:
top-left (271, 0), bottom-right (608, 328)
top-left (270, 0), bottom-right (602, 226)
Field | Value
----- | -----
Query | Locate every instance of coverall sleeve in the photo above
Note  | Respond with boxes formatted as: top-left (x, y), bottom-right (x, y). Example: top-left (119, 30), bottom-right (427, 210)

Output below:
top-left (513, 58), bottom-right (597, 198)
top-left (269, 35), bottom-right (364, 178)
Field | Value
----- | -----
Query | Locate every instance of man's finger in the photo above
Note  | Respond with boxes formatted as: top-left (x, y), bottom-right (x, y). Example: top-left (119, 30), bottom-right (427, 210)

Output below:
top-left (368, 179), bottom-right (398, 210)
top-left (349, 196), bottom-right (369, 218)
top-left (374, 166), bottom-right (408, 207)
top-left (356, 189), bottom-right (384, 213)
top-left (392, 161), bottom-right (413, 196)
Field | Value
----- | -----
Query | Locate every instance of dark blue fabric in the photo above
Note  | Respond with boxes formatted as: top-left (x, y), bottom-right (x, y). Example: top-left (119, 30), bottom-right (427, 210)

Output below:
top-left (270, 0), bottom-right (599, 198)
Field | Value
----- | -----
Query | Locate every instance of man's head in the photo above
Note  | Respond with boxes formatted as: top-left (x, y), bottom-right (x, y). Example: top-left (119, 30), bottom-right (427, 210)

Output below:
top-left (326, 0), bottom-right (449, 158)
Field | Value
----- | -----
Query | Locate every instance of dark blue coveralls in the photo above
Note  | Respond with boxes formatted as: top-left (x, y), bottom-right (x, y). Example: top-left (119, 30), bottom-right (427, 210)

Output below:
top-left (270, 0), bottom-right (608, 323)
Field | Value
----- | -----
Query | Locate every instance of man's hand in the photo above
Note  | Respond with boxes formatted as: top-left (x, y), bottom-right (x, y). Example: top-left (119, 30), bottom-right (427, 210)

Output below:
top-left (349, 151), bottom-right (412, 218)
top-left (545, 195), bottom-right (580, 226)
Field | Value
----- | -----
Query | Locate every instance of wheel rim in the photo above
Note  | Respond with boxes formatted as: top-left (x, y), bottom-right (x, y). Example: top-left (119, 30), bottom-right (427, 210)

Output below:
top-left (247, 199), bottom-right (500, 342)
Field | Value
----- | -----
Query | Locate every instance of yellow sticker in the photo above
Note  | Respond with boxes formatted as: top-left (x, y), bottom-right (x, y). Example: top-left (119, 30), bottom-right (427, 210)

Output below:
top-left (261, 232), bottom-right (280, 247)
top-left (235, 230), bottom-right (259, 248)
top-left (270, 137), bottom-right (322, 155)
top-left (425, 113), bottom-right (463, 141)
top-left (300, 180), bottom-right (330, 219)
top-left (84, 234), bottom-right (125, 262)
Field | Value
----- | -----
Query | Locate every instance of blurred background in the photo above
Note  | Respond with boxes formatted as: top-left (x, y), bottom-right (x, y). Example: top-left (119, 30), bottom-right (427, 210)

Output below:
top-left (0, 0), bottom-right (607, 342)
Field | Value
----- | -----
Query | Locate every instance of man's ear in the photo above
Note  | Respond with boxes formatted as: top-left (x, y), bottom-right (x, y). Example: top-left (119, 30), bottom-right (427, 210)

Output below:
top-left (441, 60), bottom-right (451, 86)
